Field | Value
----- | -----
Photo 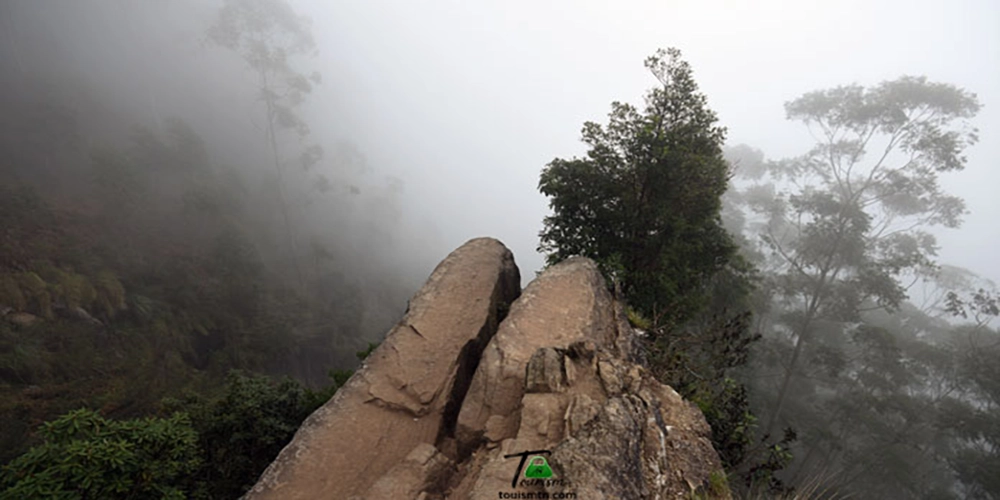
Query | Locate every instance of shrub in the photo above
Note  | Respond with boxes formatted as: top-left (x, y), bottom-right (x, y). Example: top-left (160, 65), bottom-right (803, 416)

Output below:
top-left (0, 408), bottom-right (200, 499)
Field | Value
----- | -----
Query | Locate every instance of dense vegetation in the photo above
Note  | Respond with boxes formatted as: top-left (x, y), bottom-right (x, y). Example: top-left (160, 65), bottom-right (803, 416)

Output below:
top-left (0, 369), bottom-right (354, 499)
top-left (724, 77), bottom-right (999, 498)
top-left (538, 49), bottom-right (999, 498)
top-left (0, 116), bottom-right (370, 455)
top-left (538, 47), bottom-right (786, 494)
top-left (0, 0), bottom-right (405, 496)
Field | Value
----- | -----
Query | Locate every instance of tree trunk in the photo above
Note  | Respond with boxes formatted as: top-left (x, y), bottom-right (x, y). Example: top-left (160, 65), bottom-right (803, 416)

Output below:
top-left (765, 320), bottom-right (809, 437)
top-left (262, 71), bottom-right (306, 291)
top-left (764, 291), bottom-right (821, 437)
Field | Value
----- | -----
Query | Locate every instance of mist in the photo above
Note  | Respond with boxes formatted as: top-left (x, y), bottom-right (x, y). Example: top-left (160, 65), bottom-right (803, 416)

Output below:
top-left (305, 0), bottom-right (1000, 287)
top-left (1, 0), bottom-right (998, 497)
top-left (4, 0), bottom-right (996, 287)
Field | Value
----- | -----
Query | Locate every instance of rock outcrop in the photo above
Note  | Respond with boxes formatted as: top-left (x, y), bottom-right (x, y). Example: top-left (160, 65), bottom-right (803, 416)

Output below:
top-left (245, 238), bottom-right (521, 500)
top-left (246, 238), bottom-right (729, 500)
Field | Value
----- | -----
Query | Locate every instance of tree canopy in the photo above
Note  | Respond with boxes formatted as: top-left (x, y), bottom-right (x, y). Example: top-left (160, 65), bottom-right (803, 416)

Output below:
top-left (724, 74), bottom-right (990, 497)
top-left (538, 48), bottom-right (739, 328)
top-left (538, 48), bottom-right (781, 492)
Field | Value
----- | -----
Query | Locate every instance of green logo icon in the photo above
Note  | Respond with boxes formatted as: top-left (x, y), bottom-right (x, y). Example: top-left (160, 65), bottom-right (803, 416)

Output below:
top-left (524, 456), bottom-right (553, 478)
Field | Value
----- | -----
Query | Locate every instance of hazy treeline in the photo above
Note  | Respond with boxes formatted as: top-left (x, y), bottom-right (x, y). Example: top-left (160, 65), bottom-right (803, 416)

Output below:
top-left (536, 46), bottom-right (999, 498)
top-left (0, 0), bottom-right (437, 475)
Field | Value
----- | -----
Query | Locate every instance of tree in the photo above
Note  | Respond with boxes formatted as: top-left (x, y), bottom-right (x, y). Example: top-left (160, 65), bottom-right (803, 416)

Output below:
top-left (725, 146), bottom-right (994, 497)
top-left (721, 77), bottom-right (983, 497)
top-left (162, 372), bottom-right (316, 498)
top-left (207, 0), bottom-right (324, 290)
top-left (538, 49), bottom-right (776, 491)
top-left (938, 278), bottom-right (1000, 499)
top-left (737, 77), bottom-right (982, 438)
top-left (538, 47), bottom-right (740, 329)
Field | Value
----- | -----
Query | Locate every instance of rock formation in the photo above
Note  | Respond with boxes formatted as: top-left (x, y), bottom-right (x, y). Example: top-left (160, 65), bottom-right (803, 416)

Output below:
top-left (245, 237), bottom-right (729, 500)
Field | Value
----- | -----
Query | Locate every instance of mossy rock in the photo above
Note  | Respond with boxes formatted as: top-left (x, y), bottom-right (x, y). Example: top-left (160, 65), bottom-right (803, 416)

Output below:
top-left (45, 267), bottom-right (98, 311)
top-left (0, 274), bottom-right (27, 311)
top-left (94, 270), bottom-right (126, 318)
top-left (15, 272), bottom-right (52, 319)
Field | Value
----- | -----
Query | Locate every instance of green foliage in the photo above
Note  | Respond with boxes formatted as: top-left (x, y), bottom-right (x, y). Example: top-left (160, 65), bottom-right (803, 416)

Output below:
top-left (537, 47), bottom-right (771, 492)
top-left (691, 378), bottom-right (757, 468)
top-left (0, 368), bottom-right (350, 499)
top-left (538, 47), bottom-right (739, 329)
top-left (0, 322), bottom-right (48, 384)
top-left (161, 370), bottom-right (343, 498)
top-left (937, 322), bottom-right (1000, 499)
top-left (356, 341), bottom-right (379, 361)
top-left (708, 470), bottom-right (729, 496)
top-left (0, 5), bottom-right (391, 495)
top-left (743, 430), bottom-right (797, 495)
top-left (0, 125), bottom-right (363, 466)
top-left (0, 408), bottom-right (200, 499)
top-left (647, 311), bottom-right (778, 493)
top-left (724, 73), bottom-right (985, 498)
top-left (0, 186), bottom-right (65, 271)
top-left (626, 306), bottom-right (653, 330)
top-left (301, 368), bottom-right (354, 411)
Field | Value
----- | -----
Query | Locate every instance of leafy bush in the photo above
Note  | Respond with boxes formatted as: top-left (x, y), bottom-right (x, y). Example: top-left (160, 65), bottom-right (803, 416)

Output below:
top-left (0, 408), bottom-right (200, 499)
top-left (1, 367), bottom-right (352, 499)
top-left (162, 370), bottom-right (349, 498)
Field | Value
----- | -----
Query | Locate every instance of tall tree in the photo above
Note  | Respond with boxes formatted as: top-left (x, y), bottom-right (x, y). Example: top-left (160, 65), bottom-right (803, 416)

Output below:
top-left (539, 50), bottom-right (777, 491)
top-left (732, 77), bottom-right (981, 439)
top-left (538, 47), bottom-right (739, 329)
top-left (207, 0), bottom-right (324, 289)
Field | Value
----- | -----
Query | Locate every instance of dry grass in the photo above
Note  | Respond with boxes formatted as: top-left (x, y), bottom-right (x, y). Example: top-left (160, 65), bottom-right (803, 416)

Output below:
top-left (737, 470), bottom-right (851, 500)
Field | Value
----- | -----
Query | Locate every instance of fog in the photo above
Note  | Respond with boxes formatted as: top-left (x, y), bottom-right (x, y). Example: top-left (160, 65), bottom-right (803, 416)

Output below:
top-left (308, 0), bottom-right (1000, 286)
top-left (2, 0), bottom-right (999, 496)
top-left (4, 0), bottom-right (995, 287)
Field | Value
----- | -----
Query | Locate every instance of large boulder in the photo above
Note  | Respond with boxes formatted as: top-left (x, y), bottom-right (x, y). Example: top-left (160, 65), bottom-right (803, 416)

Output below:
top-left (247, 240), bottom-right (729, 500)
top-left (448, 258), bottom-right (727, 499)
top-left (454, 256), bottom-right (618, 453)
top-left (245, 237), bottom-right (521, 500)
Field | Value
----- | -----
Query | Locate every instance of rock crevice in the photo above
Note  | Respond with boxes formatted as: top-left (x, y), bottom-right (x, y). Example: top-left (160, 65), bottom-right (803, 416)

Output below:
top-left (246, 238), bottom-right (728, 500)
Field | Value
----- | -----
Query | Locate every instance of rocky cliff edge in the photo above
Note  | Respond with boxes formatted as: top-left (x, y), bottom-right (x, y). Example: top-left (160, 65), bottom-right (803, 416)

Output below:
top-left (245, 237), bottom-right (729, 500)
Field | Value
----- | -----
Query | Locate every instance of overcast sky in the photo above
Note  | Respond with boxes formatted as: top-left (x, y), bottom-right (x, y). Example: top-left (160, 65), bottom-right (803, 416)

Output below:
top-left (297, 0), bottom-right (999, 286)
top-left (3, 0), bottom-right (996, 290)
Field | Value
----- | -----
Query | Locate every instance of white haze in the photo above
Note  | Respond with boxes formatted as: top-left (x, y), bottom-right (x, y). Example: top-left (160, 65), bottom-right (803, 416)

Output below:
top-left (2, 0), bottom-right (997, 290)
top-left (307, 0), bottom-right (1000, 287)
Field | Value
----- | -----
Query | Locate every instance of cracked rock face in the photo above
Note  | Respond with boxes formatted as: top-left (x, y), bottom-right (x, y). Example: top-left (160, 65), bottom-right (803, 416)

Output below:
top-left (246, 239), bottom-right (728, 500)
top-left (455, 256), bottom-right (618, 456)
top-left (245, 237), bottom-right (520, 500)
